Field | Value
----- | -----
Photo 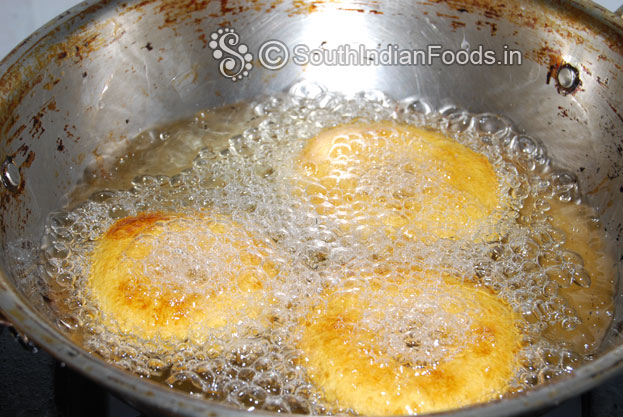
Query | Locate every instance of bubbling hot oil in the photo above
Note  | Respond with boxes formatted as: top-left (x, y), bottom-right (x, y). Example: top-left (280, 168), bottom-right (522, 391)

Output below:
top-left (41, 85), bottom-right (616, 414)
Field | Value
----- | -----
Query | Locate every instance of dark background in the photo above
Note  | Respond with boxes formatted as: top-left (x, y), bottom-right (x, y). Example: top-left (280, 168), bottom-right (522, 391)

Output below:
top-left (1, 325), bottom-right (622, 417)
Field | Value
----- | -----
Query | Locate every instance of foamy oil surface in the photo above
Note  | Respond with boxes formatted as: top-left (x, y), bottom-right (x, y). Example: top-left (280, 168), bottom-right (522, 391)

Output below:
top-left (40, 83), bottom-right (617, 414)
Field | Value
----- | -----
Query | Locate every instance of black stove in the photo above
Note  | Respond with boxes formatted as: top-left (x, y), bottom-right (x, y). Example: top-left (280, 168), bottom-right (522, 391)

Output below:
top-left (0, 326), bottom-right (139, 417)
top-left (0, 326), bottom-right (621, 417)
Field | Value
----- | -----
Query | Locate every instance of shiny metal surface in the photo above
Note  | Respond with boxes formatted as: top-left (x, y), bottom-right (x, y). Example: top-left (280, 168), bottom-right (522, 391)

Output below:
top-left (1, 1), bottom-right (623, 416)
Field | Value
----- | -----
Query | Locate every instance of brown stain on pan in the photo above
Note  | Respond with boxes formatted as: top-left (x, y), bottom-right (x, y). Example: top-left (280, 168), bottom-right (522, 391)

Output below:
top-left (426, 0), bottom-right (623, 55)
top-left (123, 0), bottom-right (284, 23)
top-left (450, 20), bottom-right (466, 30)
top-left (22, 150), bottom-right (35, 169)
top-left (0, 2), bottom-right (131, 230)
top-left (291, 0), bottom-right (326, 14)
top-left (2, 0), bottom-right (620, 150)
top-left (608, 102), bottom-right (623, 124)
top-left (1, 0), bottom-right (622, 138)
top-left (337, 8), bottom-right (383, 14)
top-left (474, 19), bottom-right (498, 36)
top-left (0, 145), bottom-right (35, 224)
top-left (0, 0), bottom-right (622, 222)
top-left (0, 2), bottom-right (126, 144)
top-left (289, 0), bottom-right (381, 15)
top-left (157, 0), bottom-right (213, 26)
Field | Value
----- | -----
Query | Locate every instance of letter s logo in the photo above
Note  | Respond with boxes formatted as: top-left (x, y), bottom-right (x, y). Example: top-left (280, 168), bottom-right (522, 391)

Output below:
top-left (208, 28), bottom-right (254, 82)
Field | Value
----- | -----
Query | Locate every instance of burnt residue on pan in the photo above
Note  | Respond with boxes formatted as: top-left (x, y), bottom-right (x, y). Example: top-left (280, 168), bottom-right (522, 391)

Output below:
top-left (1, 0), bottom-right (622, 150)
top-left (0, 3), bottom-right (119, 142)
top-left (1, 0), bottom-right (623, 236)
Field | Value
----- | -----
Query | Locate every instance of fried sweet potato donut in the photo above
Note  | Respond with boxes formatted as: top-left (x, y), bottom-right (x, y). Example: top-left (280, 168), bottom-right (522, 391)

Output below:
top-left (88, 212), bottom-right (281, 344)
top-left (296, 121), bottom-right (504, 240)
top-left (297, 271), bottom-right (523, 415)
